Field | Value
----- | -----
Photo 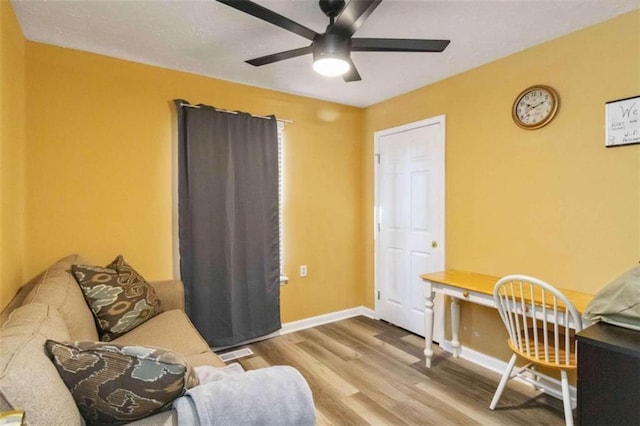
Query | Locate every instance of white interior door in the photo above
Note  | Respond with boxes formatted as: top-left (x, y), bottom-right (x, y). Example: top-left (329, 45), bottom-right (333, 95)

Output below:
top-left (375, 116), bottom-right (445, 338)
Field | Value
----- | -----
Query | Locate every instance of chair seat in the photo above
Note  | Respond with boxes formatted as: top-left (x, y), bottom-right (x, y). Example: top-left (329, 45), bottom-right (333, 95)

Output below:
top-left (507, 331), bottom-right (577, 369)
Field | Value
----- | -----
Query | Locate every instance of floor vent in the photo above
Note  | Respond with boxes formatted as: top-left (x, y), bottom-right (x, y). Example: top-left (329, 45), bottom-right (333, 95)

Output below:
top-left (218, 347), bottom-right (254, 362)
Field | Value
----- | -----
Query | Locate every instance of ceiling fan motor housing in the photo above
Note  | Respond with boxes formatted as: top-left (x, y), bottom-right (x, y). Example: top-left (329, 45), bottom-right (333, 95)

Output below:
top-left (319, 0), bottom-right (346, 19)
top-left (313, 33), bottom-right (350, 61)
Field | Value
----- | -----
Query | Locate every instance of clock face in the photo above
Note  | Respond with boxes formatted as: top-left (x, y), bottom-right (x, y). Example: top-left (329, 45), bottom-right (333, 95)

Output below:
top-left (512, 85), bottom-right (559, 129)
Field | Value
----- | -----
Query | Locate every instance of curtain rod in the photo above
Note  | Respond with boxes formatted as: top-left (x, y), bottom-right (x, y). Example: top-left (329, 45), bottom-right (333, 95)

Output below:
top-left (179, 103), bottom-right (293, 124)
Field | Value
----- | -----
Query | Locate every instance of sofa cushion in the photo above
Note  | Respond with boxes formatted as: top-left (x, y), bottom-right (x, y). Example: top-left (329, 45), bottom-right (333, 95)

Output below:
top-left (147, 280), bottom-right (185, 312)
top-left (71, 255), bottom-right (162, 341)
top-left (111, 309), bottom-right (207, 353)
top-left (23, 254), bottom-right (99, 341)
top-left (0, 303), bottom-right (83, 425)
top-left (185, 351), bottom-right (227, 368)
top-left (46, 340), bottom-right (199, 425)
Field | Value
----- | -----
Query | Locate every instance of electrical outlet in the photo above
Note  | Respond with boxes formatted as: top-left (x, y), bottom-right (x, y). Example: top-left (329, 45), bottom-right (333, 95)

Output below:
top-left (300, 265), bottom-right (307, 277)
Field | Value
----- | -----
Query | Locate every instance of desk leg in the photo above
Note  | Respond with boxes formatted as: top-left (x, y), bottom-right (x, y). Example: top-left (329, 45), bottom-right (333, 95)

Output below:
top-left (451, 297), bottom-right (461, 357)
top-left (424, 281), bottom-right (435, 368)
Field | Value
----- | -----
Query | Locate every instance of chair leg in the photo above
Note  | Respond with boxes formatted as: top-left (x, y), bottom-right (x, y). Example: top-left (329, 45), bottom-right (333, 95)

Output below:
top-left (560, 370), bottom-right (573, 426)
top-left (490, 354), bottom-right (518, 410)
top-left (528, 364), bottom-right (539, 390)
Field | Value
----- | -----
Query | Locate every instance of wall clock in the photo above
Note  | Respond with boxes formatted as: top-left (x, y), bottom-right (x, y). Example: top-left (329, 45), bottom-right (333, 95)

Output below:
top-left (512, 85), bottom-right (559, 130)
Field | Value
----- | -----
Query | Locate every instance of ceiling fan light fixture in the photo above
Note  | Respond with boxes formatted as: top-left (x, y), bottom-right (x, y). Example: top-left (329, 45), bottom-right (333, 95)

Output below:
top-left (312, 33), bottom-right (351, 77)
top-left (313, 56), bottom-right (350, 77)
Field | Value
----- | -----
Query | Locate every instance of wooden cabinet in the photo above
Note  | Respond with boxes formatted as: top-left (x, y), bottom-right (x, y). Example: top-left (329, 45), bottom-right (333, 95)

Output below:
top-left (576, 322), bottom-right (640, 426)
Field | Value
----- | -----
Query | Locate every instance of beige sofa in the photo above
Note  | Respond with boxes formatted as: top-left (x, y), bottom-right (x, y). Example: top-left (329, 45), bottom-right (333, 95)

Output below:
top-left (0, 254), bottom-right (227, 425)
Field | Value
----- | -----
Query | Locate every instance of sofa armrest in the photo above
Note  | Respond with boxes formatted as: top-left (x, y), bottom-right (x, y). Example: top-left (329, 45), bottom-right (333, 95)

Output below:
top-left (148, 280), bottom-right (185, 312)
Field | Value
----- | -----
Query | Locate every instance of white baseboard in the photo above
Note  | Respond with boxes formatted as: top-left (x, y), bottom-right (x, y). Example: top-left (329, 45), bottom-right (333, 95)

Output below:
top-left (439, 340), bottom-right (508, 375)
top-left (280, 306), bottom-right (375, 335)
top-left (212, 306), bottom-right (375, 351)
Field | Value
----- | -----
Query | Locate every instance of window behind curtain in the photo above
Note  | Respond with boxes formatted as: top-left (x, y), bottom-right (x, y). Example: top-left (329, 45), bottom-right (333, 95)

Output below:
top-left (278, 122), bottom-right (286, 281)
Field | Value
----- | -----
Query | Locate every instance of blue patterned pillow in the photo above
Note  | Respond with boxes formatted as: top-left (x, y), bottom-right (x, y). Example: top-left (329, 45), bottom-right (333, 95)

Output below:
top-left (46, 340), bottom-right (199, 425)
top-left (71, 255), bottom-right (162, 341)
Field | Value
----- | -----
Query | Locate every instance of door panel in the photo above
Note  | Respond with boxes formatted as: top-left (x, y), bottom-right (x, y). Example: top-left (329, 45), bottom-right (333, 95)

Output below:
top-left (411, 172), bottom-right (429, 231)
top-left (410, 251), bottom-right (429, 315)
top-left (386, 247), bottom-right (403, 306)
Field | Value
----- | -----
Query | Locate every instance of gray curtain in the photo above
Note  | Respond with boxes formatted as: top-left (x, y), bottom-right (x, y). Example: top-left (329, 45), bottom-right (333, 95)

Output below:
top-left (175, 100), bottom-right (281, 347)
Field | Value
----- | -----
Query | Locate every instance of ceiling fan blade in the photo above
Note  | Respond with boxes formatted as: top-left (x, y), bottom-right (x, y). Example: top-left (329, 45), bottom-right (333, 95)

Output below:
top-left (217, 0), bottom-right (318, 41)
top-left (343, 58), bottom-right (362, 82)
top-left (246, 46), bottom-right (313, 66)
top-left (328, 0), bottom-right (382, 38)
top-left (351, 38), bottom-right (451, 52)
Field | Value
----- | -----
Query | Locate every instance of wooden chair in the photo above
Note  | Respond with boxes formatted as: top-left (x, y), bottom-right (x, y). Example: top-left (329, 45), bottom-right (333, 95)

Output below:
top-left (489, 275), bottom-right (583, 426)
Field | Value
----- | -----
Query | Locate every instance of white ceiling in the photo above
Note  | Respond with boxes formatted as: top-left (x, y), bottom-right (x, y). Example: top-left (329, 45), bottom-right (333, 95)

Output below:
top-left (12, 0), bottom-right (640, 107)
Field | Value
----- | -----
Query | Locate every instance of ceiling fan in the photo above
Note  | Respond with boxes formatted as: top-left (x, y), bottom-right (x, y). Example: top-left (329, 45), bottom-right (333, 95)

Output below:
top-left (216, 0), bottom-right (450, 82)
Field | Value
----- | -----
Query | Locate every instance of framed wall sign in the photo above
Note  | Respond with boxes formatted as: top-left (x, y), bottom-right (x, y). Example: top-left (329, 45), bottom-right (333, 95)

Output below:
top-left (605, 95), bottom-right (640, 147)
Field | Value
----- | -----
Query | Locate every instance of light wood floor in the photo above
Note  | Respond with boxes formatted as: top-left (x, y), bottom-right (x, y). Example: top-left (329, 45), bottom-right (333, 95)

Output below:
top-left (230, 316), bottom-right (566, 425)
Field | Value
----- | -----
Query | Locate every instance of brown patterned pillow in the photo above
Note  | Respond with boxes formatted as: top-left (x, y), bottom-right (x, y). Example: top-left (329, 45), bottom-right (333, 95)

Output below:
top-left (71, 255), bottom-right (162, 341)
top-left (45, 340), bottom-right (199, 425)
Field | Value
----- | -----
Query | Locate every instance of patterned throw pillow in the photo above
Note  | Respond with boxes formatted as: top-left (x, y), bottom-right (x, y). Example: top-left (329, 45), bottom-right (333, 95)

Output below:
top-left (71, 255), bottom-right (162, 341)
top-left (45, 340), bottom-right (199, 425)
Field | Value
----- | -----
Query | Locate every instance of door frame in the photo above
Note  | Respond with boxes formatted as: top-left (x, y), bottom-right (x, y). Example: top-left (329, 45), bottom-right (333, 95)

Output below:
top-left (373, 115), bottom-right (446, 340)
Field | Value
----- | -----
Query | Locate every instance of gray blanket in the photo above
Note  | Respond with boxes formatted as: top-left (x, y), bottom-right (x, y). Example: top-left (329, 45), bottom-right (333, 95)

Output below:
top-left (173, 365), bottom-right (316, 425)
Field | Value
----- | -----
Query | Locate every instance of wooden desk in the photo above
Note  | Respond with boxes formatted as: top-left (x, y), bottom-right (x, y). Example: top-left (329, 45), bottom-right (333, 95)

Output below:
top-left (420, 270), bottom-right (593, 368)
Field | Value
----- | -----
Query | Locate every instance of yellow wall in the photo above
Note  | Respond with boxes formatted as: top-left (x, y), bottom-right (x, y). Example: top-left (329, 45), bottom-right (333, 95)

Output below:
top-left (5, 6), bottom-right (639, 336)
top-left (24, 43), bottom-right (364, 322)
top-left (364, 11), bottom-right (640, 357)
top-left (0, 1), bottom-right (26, 309)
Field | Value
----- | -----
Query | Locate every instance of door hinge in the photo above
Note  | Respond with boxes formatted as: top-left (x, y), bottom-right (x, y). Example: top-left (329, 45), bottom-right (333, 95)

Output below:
top-left (377, 223), bottom-right (380, 232)
top-left (377, 290), bottom-right (380, 300)
top-left (375, 153), bottom-right (380, 164)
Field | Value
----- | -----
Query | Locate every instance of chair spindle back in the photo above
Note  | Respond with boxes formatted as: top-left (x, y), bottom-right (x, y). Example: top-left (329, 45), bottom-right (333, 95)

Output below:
top-left (494, 275), bottom-right (583, 367)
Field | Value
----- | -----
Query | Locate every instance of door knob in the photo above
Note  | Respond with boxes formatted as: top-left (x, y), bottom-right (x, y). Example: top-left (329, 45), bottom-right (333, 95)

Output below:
top-left (431, 240), bottom-right (438, 248)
